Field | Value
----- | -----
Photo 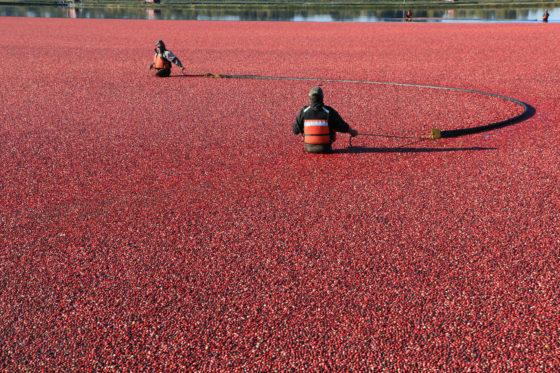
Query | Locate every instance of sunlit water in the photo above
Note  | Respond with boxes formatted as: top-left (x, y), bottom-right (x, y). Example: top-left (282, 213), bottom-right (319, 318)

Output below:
top-left (1, 4), bottom-right (558, 22)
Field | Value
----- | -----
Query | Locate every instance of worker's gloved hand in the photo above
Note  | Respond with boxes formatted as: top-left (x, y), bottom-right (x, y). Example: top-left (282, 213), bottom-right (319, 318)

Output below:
top-left (349, 128), bottom-right (358, 137)
top-left (149, 63), bottom-right (154, 70)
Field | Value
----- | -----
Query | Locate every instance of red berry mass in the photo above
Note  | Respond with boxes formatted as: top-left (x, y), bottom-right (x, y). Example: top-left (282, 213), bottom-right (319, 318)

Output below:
top-left (1, 17), bottom-right (559, 371)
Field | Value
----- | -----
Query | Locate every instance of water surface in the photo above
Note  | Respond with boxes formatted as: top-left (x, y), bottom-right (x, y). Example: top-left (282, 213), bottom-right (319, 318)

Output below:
top-left (1, 4), bottom-right (558, 22)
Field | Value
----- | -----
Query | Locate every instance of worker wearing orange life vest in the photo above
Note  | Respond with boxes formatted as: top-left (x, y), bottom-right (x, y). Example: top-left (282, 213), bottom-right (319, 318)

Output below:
top-left (543, 9), bottom-right (550, 22)
top-left (149, 40), bottom-right (185, 77)
top-left (293, 87), bottom-right (358, 154)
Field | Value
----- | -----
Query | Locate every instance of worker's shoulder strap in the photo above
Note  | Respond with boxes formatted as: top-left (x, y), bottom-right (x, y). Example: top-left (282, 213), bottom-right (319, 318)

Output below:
top-left (303, 105), bottom-right (330, 113)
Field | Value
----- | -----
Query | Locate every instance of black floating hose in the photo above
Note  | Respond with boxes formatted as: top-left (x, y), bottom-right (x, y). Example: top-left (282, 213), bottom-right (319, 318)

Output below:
top-left (215, 74), bottom-right (532, 140)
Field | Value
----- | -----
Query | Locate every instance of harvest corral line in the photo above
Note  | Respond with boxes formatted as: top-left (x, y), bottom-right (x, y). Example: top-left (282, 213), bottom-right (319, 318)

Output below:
top-left (185, 72), bottom-right (533, 142)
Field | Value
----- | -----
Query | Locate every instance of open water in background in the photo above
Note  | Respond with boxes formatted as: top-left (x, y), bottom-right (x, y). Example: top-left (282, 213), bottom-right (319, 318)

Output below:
top-left (0, 4), bottom-right (558, 22)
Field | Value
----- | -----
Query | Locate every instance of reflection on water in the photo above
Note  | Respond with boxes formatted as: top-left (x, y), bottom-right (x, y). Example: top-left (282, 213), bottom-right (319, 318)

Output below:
top-left (0, 4), bottom-right (558, 22)
top-left (147, 8), bottom-right (161, 21)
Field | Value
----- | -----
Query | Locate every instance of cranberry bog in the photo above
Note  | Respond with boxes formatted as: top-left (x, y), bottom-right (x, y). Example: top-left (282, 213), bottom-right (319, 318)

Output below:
top-left (1, 17), bottom-right (559, 370)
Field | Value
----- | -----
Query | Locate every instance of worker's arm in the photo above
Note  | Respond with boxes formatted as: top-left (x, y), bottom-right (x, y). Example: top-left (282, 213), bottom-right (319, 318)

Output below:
top-left (328, 107), bottom-right (358, 136)
top-left (292, 108), bottom-right (305, 135)
top-left (165, 50), bottom-right (184, 68)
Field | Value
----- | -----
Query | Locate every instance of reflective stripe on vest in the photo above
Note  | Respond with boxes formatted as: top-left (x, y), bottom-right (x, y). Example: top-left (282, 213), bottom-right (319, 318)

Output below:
top-left (154, 54), bottom-right (171, 70)
top-left (303, 119), bottom-right (331, 144)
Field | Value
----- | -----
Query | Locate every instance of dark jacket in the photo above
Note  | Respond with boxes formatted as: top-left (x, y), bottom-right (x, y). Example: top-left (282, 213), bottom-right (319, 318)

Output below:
top-left (292, 102), bottom-right (350, 153)
top-left (154, 49), bottom-right (183, 69)
top-left (292, 103), bottom-right (350, 135)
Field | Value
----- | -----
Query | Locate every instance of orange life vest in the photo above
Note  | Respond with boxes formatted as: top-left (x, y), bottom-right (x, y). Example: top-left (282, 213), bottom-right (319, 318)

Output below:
top-left (303, 119), bottom-right (331, 145)
top-left (153, 54), bottom-right (171, 70)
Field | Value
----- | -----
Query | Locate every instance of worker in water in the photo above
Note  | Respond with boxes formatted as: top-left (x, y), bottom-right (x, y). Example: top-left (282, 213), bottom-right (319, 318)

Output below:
top-left (293, 86), bottom-right (358, 154)
top-left (149, 40), bottom-right (185, 77)
top-left (543, 9), bottom-right (550, 22)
